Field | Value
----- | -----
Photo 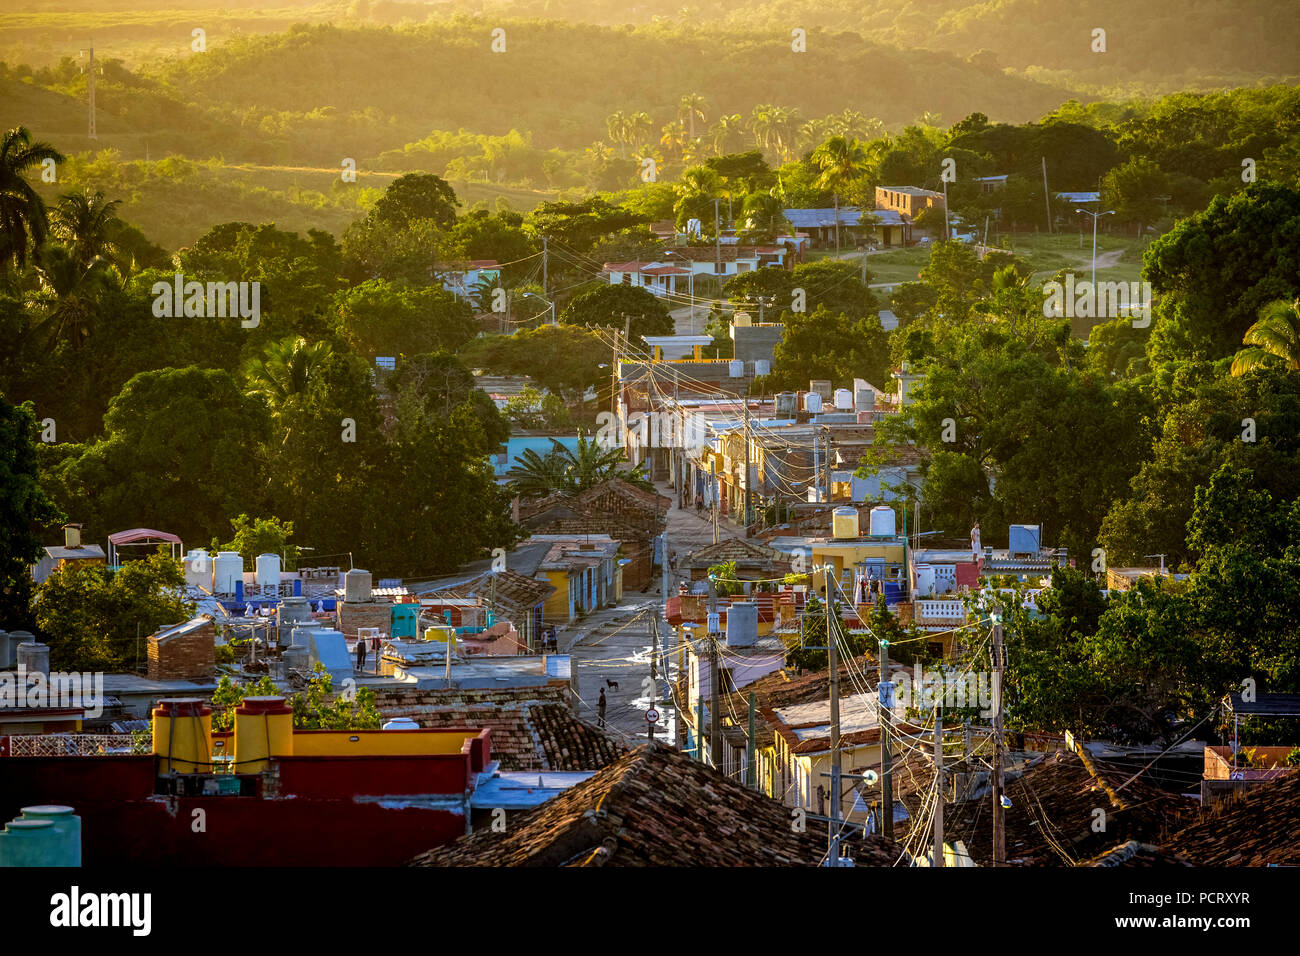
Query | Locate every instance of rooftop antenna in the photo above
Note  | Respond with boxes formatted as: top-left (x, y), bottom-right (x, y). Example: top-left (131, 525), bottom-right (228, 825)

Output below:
top-left (85, 41), bottom-right (97, 139)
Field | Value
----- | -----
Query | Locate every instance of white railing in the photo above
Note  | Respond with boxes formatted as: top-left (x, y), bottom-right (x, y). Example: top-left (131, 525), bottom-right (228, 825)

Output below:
top-left (915, 600), bottom-right (965, 620)
top-left (4, 733), bottom-right (142, 757)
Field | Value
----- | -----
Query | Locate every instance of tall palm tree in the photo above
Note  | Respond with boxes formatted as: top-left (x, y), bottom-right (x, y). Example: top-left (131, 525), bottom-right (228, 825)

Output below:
top-left (627, 112), bottom-right (655, 151)
top-left (678, 93), bottom-right (708, 140)
top-left (51, 190), bottom-right (122, 269)
top-left (32, 242), bottom-right (115, 348)
top-left (0, 126), bottom-right (65, 272)
top-left (660, 120), bottom-right (687, 160)
top-left (750, 104), bottom-right (777, 155)
top-left (1231, 299), bottom-right (1300, 376)
top-left (813, 136), bottom-right (870, 194)
top-left (242, 336), bottom-right (336, 413)
top-left (606, 111), bottom-right (632, 159)
top-left (769, 106), bottom-right (801, 162)
top-left (798, 118), bottom-right (833, 152)
top-left (709, 114), bottom-right (746, 156)
top-left (507, 446), bottom-right (572, 498)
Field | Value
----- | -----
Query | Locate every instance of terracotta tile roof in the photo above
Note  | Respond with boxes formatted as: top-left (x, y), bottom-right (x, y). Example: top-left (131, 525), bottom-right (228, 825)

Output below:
top-left (411, 742), bottom-right (905, 866)
top-left (431, 569), bottom-right (555, 619)
top-left (1082, 841), bottom-right (1193, 867)
top-left (684, 537), bottom-right (791, 570)
top-left (528, 703), bottom-right (628, 771)
top-left (1162, 769), bottom-right (1300, 866)
top-left (385, 702), bottom-right (625, 772)
top-left (927, 750), bottom-right (1195, 866)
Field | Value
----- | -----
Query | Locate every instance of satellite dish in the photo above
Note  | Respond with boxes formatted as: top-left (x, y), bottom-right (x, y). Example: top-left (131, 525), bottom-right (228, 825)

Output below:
top-left (863, 770), bottom-right (879, 786)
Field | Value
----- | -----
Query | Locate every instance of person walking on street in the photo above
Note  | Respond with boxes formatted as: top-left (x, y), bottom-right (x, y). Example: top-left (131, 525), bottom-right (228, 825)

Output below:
top-left (597, 687), bottom-right (607, 728)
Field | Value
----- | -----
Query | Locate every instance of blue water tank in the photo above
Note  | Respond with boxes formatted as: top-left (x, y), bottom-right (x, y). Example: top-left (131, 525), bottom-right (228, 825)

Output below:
top-left (19, 806), bottom-right (79, 866)
top-left (883, 582), bottom-right (903, 605)
top-left (0, 818), bottom-right (56, 867)
top-left (292, 578), bottom-right (302, 597)
top-left (391, 603), bottom-right (417, 639)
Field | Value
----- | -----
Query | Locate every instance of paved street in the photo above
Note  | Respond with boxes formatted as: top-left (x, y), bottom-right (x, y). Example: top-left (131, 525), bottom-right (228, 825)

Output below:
top-left (561, 479), bottom-right (743, 746)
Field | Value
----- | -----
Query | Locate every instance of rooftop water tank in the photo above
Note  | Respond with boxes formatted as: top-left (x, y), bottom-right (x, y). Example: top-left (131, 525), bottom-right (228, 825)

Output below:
top-left (869, 505), bottom-right (896, 537)
top-left (834, 388), bottom-right (853, 411)
top-left (16, 641), bottom-right (49, 676)
top-left (184, 549), bottom-right (211, 589)
top-left (810, 380), bottom-right (833, 400)
top-left (725, 601), bottom-right (759, 647)
top-left (804, 392), bottom-right (823, 413)
top-left (391, 603), bottom-right (418, 639)
top-left (754, 359), bottom-right (770, 377)
top-left (383, 717), bottom-right (420, 731)
top-left (728, 359), bottom-right (744, 378)
top-left (344, 569), bottom-right (372, 603)
top-left (0, 631), bottom-right (11, 670)
top-left (255, 552), bottom-right (281, 590)
top-left (915, 563), bottom-right (936, 597)
top-left (213, 551), bottom-right (243, 595)
top-left (832, 507), bottom-right (860, 539)
top-left (775, 392), bottom-right (798, 417)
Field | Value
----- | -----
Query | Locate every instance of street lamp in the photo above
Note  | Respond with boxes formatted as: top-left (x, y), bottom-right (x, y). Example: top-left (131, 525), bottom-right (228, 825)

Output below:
top-left (1075, 208), bottom-right (1115, 289)
top-left (519, 291), bottom-right (556, 326)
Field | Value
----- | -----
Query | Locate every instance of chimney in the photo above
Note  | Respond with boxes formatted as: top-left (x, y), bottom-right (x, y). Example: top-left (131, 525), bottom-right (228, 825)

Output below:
top-left (64, 523), bottom-right (83, 549)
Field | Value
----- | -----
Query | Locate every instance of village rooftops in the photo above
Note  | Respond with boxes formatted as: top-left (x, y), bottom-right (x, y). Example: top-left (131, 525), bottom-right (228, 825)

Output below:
top-left (384, 652), bottom-right (572, 691)
top-left (768, 691), bottom-right (885, 753)
top-left (411, 741), bottom-right (905, 866)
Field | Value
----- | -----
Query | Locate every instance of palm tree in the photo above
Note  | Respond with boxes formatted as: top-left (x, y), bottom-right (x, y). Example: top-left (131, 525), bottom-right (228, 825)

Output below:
top-left (678, 93), bottom-right (708, 140)
top-left (1231, 299), bottom-right (1300, 375)
top-left (813, 136), bottom-right (870, 194)
top-left (739, 191), bottom-right (789, 241)
top-left (770, 106), bottom-right (801, 162)
top-left (709, 114), bottom-right (746, 156)
top-left (242, 336), bottom-right (336, 413)
top-left (798, 118), bottom-right (833, 152)
top-left (606, 111), bottom-right (632, 159)
top-left (0, 126), bottom-right (65, 272)
top-left (507, 446), bottom-right (572, 498)
top-left (627, 112), bottom-right (655, 151)
top-left (750, 104), bottom-right (777, 155)
top-left (51, 190), bottom-right (122, 269)
top-left (659, 120), bottom-right (687, 160)
top-left (32, 242), bottom-right (115, 348)
top-left (916, 111), bottom-right (944, 129)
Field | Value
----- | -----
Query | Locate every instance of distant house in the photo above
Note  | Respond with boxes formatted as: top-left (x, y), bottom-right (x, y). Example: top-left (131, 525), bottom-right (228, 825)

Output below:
top-left (602, 260), bottom-right (693, 296)
top-left (783, 207), bottom-right (879, 249)
top-left (31, 524), bottom-right (106, 584)
top-left (875, 186), bottom-right (945, 220)
top-left (434, 260), bottom-right (500, 302)
top-left (1056, 191), bottom-right (1101, 205)
top-left (973, 174), bottom-right (1008, 194)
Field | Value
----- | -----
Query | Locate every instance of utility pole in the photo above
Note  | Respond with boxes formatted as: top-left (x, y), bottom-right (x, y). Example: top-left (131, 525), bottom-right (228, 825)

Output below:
top-left (879, 639), bottom-right (894, 841)
top-left (649, 615), bottom-right (659, 742)
top-left (747, 691), bottom-right (757, 789)
top-left (942, 180), bottom-right (949, 241)
top-left (707, 577), bottom-right (721, 767)
top-left (991, 606), bottom-right (1006, 867)
top-left (822, 425), bottom-right (832, 506)
top-left (610, 329), bottom-right (620, 427)
top-left (710, 458), bottom-right (719, 544)
top-left (714, 198), bottom-right (721, 277)
top-left (933, 697), bottom-right (944, 867)
top-left (834, 193), bottom-right (840, 252)
top-left (812, 433), bottom-right (820, 503)
top-left (660, 532), bottom-right (670, 607)
top-left (1041, 157), bottom-right (1053, 235)
top-left (542, 236), bottom-right (548, 295)
top-left (742, 394), bottom-right (752, 537)
top-left (827, 575), bottom-right (842, 866)
top-left (87, 41), bottom-right (97, 140)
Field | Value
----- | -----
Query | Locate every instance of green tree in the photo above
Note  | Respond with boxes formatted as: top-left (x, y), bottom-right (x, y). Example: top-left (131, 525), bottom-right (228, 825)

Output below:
top-left (559, 283), bottom-right (674, 339)
top-left (33, 549), bottom-right (194, 671)
top-left (212, 514), bottom-right (300, 569)
top-left (1231, 299), bottom-right (1300, 375)
top-left (370, 173), bottom-right (459, 229)
top-left (0, 126), bottom-right (64, 272)
top-left (334, 279), bottom-right (476, 360)
top-left (49, 190), bottom-right (122, 270)
top-left (0, 394), bottom-right (64, 629)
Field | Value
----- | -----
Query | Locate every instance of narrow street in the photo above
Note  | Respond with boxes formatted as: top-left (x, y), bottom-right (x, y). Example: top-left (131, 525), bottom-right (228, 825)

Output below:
top-left (562, 479), bottom-right (739, 747)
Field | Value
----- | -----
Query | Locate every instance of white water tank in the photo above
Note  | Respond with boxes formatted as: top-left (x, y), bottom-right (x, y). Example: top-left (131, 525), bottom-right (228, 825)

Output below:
top-left (184, 549), bottom-right (211, 589)
top-left (728, 359), bottom-right (744, 378)
top-left (383, 718), bottom-right (420, 731)
top-left (213, 551), bottom-right (243, 594)
top-left (344, 569), bottom-right (373, 603)
top-left (834, 388), bottom-right (854, 410)
top-left (17, 641), bottom-right (49, 676)
top-left (255, 552), bottom-right (281, 589)
top-left (869, 505), bottom-right (896, 537)
top-left (832, 507), bottom-right (859, 539)
top-left (754, 359), bottom-right (770, 377)
top-left (775, 392), bottom-right (798, 417)
top-left (804, 392), bottom-right (823, 413)
top-left (725, 601), bottom-right (759, 647)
